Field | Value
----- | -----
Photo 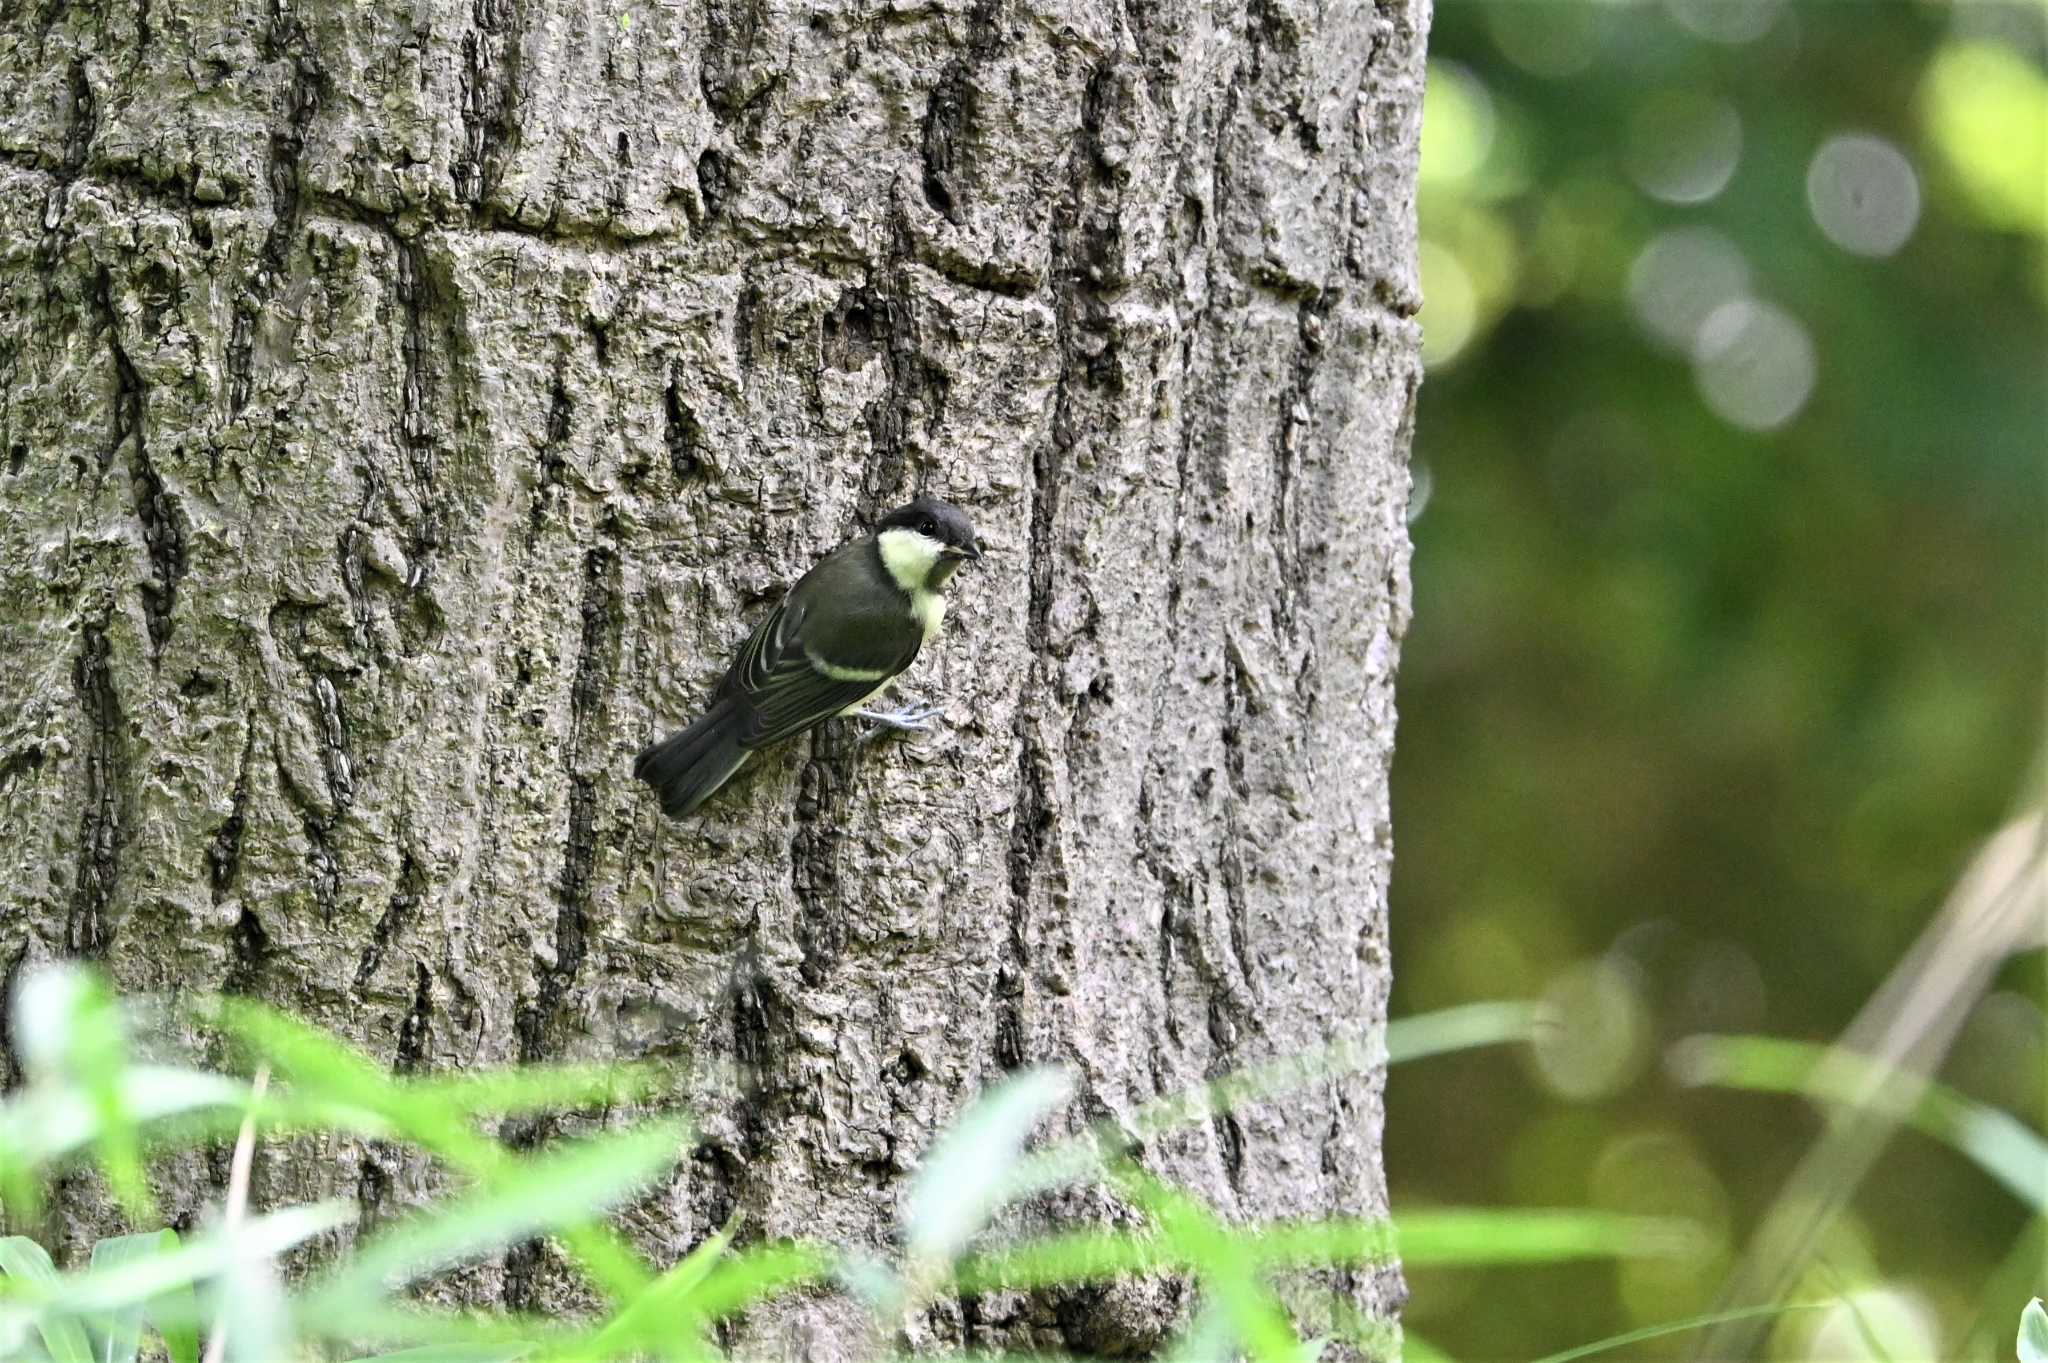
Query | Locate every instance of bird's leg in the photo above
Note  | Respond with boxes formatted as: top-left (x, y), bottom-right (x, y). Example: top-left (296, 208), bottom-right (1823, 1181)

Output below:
top-left (853, 698), bottom-right (943, 742)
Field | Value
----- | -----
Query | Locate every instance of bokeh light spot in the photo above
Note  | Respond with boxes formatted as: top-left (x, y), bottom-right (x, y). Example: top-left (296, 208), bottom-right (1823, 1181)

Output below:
top-left (1418, 240), bottom-right (1479, 367)
top-left (1679, 940), bottom-right (1768, 1036)
top-left (1530, 958), bottom-right (1651, 1100)
top-left (1406, 461), bottom-right (1435, 525)
top-left (1692, 298), bottom-right (1817, 431)
top-left (1625, 91), bottom-right (1742, 204)
top-left (1664, 0), bottom-right (1782, 45)
top-left (1591, 1129), bottom-right (1732, 1321)
top-left (1804, 1287), bottom-right (1942, 1360)
top-left (1918, 40), bottom-right (2048, 238)
top-left (1807, 132), bottom-right (1921, 257)
top-left (1420, 61), bottom-right (1497, 187)
top-left (1628, 226), bottom-right (1752, 352)
top-left (1485, 3), bottom-right (1597, 79)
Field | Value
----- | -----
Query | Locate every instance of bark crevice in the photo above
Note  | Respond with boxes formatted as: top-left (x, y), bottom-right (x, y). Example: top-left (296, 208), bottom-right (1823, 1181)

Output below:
top-left (208, 726), bottom-right (255, 905)
top-left (228, 0), bottom-right (324, 414)
top-left (66, 622), bottom-right (122, 959)
top-left (454, 0), bottom-right (525, 208)
top-left (272, 742), bottom-right (341, 926)
top-left (93, 270), bottom-right (186, 657)
top-left (355, 851), bottom-right (423, 998)
top-left (515, 539), bottom-right (619, 1065)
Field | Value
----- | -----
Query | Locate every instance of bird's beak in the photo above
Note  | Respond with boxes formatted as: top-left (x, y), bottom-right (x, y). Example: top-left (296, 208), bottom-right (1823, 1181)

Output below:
top-left (942, 542), bottom-right (983, 562)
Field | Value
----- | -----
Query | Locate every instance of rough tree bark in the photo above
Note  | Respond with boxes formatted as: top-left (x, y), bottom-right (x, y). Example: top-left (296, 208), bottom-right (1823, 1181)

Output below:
top-left (0, 0), bottom-right (1425, 1353)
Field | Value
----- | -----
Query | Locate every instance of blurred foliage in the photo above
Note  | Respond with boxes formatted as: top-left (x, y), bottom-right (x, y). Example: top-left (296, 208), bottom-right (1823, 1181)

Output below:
top-left (2, 963), bottom-right (1692, 1362)
top-left (1392, 1), bottom-right (2047, 1358)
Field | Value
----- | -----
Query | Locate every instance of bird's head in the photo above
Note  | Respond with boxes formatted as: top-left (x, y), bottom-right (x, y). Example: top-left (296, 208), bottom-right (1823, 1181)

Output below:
top-left (876, 497), bottom-right (982, 590)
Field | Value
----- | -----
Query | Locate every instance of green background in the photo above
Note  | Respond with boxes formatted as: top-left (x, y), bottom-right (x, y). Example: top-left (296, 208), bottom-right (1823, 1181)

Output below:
top-left (1389, 1), bottom-right (2045, 1356)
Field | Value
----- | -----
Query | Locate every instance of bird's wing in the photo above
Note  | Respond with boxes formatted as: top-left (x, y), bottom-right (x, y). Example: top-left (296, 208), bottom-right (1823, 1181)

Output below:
top-left (720, 543), bottom-right (924, 749)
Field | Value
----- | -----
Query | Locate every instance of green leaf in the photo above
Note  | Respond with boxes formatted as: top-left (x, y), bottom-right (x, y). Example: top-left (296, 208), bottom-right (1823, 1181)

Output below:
top-left (209, 1000), bottom-right (665, 1306)
top-left (575, 1220), bottom-right (735, 1360)
top-left (1672, 1034), bottom-right (2048, 1212)
top-left (52, 1204), bottom-right (355, 1316)
top-left (1385, 1001), bottom-right (1538, 1064)
top-left (340, 1347), bottom-right (536, 1363)
top-left (687, 1243), bottom-right (833, 1319)
top-left (2020, 1299), bottom-right (2048, 1363)
top-left (398, 1063), bottom-right (667, 1120)
top-left (9, 968), bottom-right (153, 1220)
top-left (303, 1121), bottom-right (685, 1322)
top-left (0, 1236), bottom-right (94, 1363)
top-left (950, 1207), bottom-right (1691, 1296)
top-left (1111, 1168), bottom-right (1301, 1363)
top-left (953, 1229), bottom-right (1176, 1292)
top-left (905, 1068), bottom-right (1071, 1264)
top-left (0, 1067), bottom-right (255, 1202)
top-left (1394, 1209), bottom-right (1699, 1265)
top-left (89, 1231), bottom-right (200, 1363)
top-left (999, 1006), bottom-right (1531, 1207)
top-left (204, 1000), bottom-right (400, 1117)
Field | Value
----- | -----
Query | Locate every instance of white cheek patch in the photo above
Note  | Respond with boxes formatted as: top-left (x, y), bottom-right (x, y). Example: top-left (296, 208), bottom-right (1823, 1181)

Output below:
top-left (878, 527), bottom-right (945, 593)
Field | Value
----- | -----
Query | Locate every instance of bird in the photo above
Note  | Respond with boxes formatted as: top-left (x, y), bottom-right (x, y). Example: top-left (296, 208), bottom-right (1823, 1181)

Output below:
top-left (633, 496), bottom-right (983, 820)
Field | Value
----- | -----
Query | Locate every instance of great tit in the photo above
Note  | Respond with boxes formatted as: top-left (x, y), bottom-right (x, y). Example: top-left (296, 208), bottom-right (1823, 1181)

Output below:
top-left (633, 497), bottom-right (983, 819)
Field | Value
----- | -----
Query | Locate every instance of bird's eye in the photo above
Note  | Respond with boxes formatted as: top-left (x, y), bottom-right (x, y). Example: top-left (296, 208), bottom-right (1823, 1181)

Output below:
top-left (920, 518), bottom-right (937, 535)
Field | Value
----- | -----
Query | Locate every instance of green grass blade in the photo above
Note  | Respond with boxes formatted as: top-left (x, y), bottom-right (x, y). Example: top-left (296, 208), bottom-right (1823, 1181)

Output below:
top-left (1000, 1005), bottom-right (1533, 1206)
top-left (1110, 1167), bottom-right (1301, 1363)
top-left (950, 1206), bottom-right (1686, 1297)
top-left (1524, 1302), bottom-right (1825, 1363)
top-left (92, 1299), bottom-right (144, 1363)
top-left (686, 1243), bottom-right (833, 1319)
top-left (953, 1229), bottom-right (1178, 1293)
top-left (304, 1121), bottom-right (685, 1320)
top-left (907, 1069), bottom-right (1072, 1265)
top-left (65, 983), bottom-right (153, 1223)
top-left (212, 997), bottom-right (665, 1306)
top-left (574, 1220), bottom-right (736, 1360)
top-left (1393, 1209), bottom-right (1700, 1265)
top-left (1385, 1001), bottom-right (1538, 1064)
top-left (339, 1346), bottom-right (536, 1363)
top-left (204, 999), bottom-right (396, 1109)
top-left (1673, 1034), bottom-right (2048, 1211)
top-left (0, 1236), bottom-right (93, 1363)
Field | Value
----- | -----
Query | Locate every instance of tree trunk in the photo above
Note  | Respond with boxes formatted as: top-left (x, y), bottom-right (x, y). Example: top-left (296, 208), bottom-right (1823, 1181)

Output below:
top-left (0, 0), bottom-right (1425, 1351)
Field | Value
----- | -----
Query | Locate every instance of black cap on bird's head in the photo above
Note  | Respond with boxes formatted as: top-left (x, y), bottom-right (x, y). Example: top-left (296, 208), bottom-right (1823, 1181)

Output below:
top-left (876, 496), bottom-right (982, 590)
top-left (878, 497), bottom-right (981, 561)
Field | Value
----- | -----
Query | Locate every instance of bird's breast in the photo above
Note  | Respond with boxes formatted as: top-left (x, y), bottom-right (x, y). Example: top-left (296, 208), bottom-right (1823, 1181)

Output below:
top-left (910, 589), bottom-right (945, 643)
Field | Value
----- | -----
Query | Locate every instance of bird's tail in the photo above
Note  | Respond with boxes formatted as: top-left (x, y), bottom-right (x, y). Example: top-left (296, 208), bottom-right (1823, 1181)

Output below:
top-left (632, 698), bottom-right (751, 819)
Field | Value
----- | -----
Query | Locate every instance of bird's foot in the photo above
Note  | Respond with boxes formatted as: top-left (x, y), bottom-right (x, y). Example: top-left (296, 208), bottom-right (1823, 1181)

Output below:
top-left (854, 701), bottom-right (943, 742)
